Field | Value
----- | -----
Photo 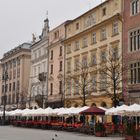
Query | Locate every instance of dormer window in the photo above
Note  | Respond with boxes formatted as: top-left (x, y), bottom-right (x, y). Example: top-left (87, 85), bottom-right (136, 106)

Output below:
top-left (102, 7), bottom-right (106, 16)
top-left (76, 22), bottom-right (79, 30)
top-left (54, 30), bottom-right (59, 39)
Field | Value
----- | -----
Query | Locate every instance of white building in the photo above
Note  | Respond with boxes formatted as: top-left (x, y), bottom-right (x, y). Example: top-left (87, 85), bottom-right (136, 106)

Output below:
top-left (28, 17), bottom-right (49, 108)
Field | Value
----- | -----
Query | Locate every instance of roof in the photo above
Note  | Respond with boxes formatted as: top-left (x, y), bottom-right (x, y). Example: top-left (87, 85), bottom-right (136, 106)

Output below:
top-left (65, 0), bottom-right (109, 26)
top-left (1, 42), bottom-right (31, 61)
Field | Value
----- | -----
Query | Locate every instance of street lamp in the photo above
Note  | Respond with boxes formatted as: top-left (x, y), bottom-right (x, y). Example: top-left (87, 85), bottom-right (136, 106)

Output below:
top-left (2, 68), bottom-right (8, 125)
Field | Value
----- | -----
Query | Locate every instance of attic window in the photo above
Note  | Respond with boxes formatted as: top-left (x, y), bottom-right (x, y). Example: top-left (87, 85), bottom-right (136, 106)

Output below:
top-left (54, 31), bottom-right (59, 39)
top-left (102, 7), bottom-right (106, 16)
top-left (76, 22), bottom-right (79, 30)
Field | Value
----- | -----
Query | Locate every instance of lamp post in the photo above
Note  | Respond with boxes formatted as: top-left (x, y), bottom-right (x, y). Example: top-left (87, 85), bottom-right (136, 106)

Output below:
top-left (2, 68), bottom-right (8, 125)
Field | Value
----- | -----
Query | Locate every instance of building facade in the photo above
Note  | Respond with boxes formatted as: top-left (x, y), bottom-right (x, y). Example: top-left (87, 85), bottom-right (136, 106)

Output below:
top-left (0, 43), bottom-right (31, 110)
top-left (28, 17), bottom-right (49, 108)
top-left (123, 0), bottom-right (140, 104)
top-left (64, 0), bottom-right (122, 108)
top-left (47, 22), bottom-right (68, 108)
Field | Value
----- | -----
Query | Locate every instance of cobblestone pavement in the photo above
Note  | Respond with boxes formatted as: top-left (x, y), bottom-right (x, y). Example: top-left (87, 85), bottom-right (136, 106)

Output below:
top-left (0, 126), bottom-right (123, 140)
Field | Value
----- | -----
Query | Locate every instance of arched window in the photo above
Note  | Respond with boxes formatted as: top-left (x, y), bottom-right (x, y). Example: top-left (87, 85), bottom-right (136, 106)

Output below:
top-left (91, 103), bottom-right (96, 107)
top-left (100, 101), bottom-right (107, 107)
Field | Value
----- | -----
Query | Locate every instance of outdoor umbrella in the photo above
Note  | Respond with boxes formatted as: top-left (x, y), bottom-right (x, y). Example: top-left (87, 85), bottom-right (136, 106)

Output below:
top-left (80, 106), bottom-right (105, 115)
top-left (126, 103), bottom-right (140, 116)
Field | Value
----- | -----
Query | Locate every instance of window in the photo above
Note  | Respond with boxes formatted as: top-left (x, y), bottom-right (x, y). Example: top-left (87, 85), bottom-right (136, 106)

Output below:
top-left (17, 68), bottom-right (20, 78)
top-left (75, 79), bottom-right (79, 94)
top-left (13, 70), bottom-right (16, 79)
top-left (13, 82), bottom-right (15, 91)
top-left (82, 37), bottom-right (88, 48)
top-left (17, 58), bottom-right (20, 65)
top-left (131, 0), bottom-right (139, 15)
top-left (12, 94), bottom-right (15, 104)
top-left (100, 74), bottom-right (107, 90)
top-left (130, 29), bottom-right (140, 52)
top-left (50, 50), bottom-right (53, 60)
top-left (34, 51), bottom-right (37, 59)
top-left (59, 81), bottom-right (62, 94)
top-left (76, 22), bottom-right (79, 30)
top-left (92, 76), bottom-right (97, 91)
top-left (74, 58), bottom-right (80, 70)
top-left (9, 71), bottom-right (12, 80)
top-left (43, 62), bottom-right (46, 72)
top-left (10, 61), bottom-right (12, 68)
top-left (82, 56), bottom-right (88, 67)
top-left (59, 61), bottom-right (62, 71)
top-left (66, 44), bottom-right (71, 54)
top-left (38, 65), bottom-right (41, 74)
top-left (112, 20), bottom-right (118, 35)
top-left (8, 95), bottom-right (11, 104)
top-left (67, 60), bottom-right (71, 73)
top-left (100, 27), bottom-right (107, 40)
top-left (50, 83), bottom-right (53, 95)
top-left (50, 64), bottom-right (53, 74)
top-left (54, 31), bottom-right (59, 39)
top-left (13, 59), bottom-right (16, 67)
top-left (112, 47), bottom-right (118, 59)
top-left (9, 83), bottom-right (11, 92)
top-left (17, 81), bottom-right (20, 91)
top-left (59, 46), bottom-right (63, 56)
top-left (39, 49), bottom-right (41, 57)
top-left (74, 41), bottom-right (79, 51)
top-left (102, 7), bottom-right (106, 16)
top-left (92, 32), bottom-right (96, 44)
top-left (100, 51), bottom-right (107, 63)
top-left (130, 62), bottom-right (140, 84)
top-left (91, 54), bottom-right (96, 65)
top-left (67, 81), bottom-right (71, 95)
top-left (44, 47), bottom-right (47, 55)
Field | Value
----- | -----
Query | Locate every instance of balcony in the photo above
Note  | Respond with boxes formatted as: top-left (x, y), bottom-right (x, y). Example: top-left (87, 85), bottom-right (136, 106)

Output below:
top-left (38, 72), bottom-right (47, 81)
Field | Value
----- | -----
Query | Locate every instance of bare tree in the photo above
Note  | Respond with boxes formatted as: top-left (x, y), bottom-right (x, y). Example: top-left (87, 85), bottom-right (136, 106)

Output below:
top-left (66, 62), bottom-right (94, 106)
top-left (98, 48), bottom-right (125, 107)
top-left (16, 87), bottom-right (28, 109)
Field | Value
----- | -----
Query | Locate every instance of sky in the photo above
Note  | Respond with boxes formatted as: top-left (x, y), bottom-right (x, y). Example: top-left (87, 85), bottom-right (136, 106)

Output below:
top-left (0, 0), bottom-right (103, 59)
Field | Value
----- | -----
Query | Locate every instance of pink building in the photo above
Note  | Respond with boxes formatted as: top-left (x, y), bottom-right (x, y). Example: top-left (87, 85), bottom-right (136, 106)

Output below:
top-left (47, 22), bottom-right (68, 108)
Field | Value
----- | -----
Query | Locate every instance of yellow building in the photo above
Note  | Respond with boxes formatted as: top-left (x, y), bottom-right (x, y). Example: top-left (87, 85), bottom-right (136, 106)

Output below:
top-left (64, 0), bottom-right (122, 108)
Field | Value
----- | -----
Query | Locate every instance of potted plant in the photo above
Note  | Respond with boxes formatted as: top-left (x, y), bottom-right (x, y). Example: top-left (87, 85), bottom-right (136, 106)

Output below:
top-left (125, 120), bottom-right (136, 140)
top-left (95, 122), bottom-right (105, 137)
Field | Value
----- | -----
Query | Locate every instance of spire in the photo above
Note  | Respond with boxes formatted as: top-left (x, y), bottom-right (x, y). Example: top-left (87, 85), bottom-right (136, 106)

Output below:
top-left (42, 11), bottom-right (49, 39)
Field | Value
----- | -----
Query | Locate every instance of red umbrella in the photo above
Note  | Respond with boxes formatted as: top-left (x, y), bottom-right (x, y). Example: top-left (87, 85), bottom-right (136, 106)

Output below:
top-left (80, 106), bottom-right (105, 115)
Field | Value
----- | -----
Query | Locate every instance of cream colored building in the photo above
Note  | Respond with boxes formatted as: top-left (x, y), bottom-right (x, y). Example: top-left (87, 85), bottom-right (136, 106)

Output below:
top-left (47, 22), bottom-right (68, 108)
top-left (64, 0), bottom-right (122, 108)
top-left (28, 17), bottom-right (49, 108)
top-left (0, 43), bottom-right (31, 110)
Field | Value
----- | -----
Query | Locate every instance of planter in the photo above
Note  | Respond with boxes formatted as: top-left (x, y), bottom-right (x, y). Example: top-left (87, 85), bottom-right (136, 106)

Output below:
top-left (125, 135), bottom-right (137, 140)
top-left (95, 132), bottom-right (105, 137)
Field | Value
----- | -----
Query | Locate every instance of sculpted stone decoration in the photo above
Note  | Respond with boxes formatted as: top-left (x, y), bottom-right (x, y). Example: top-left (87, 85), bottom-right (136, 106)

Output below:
top-left (57, 73), bottom-right (63, 79)
top-left (48, 75), bottom-right (54, 81)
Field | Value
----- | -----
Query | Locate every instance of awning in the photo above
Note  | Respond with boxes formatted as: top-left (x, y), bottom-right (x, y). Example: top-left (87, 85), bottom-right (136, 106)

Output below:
top-left (80, 106), bottom-right (105, 115)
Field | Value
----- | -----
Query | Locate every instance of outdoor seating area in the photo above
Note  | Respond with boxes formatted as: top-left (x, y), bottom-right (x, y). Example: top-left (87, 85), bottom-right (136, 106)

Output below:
top-left (0, 104), bottom-right (140, 139)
